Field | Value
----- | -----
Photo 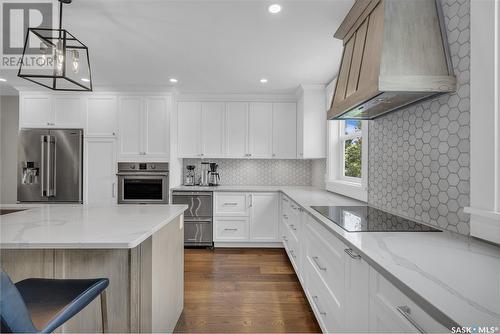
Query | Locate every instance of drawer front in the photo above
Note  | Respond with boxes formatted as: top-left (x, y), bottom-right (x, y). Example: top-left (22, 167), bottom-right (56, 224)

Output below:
top-left (305, 219), bottom-right (346, 316)
top-left (369, 268), bottom-right (449, 333)
top-left (282, 227), bottom-right (300, 273)
top-left (214, 193), bottom-right (249, 216)
top-left (305, 255), bottom-right (344, 333)
top-left (214, 217), bottom-right (249, 241)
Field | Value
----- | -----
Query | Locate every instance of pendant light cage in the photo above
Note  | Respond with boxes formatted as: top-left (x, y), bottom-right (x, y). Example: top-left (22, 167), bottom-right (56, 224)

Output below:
top-left (17, 1), bottom-right (92, 91)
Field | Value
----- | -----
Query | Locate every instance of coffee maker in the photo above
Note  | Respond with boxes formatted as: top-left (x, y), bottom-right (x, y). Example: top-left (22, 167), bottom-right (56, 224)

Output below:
top-left (208, 163), bottom-right (220, 186)
top-left (184, 165), bottom-right (196, 186)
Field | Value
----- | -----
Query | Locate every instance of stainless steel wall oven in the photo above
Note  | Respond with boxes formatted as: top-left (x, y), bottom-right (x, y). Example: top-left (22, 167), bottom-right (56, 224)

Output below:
top-left (117, 162), bottom-right (169, 204)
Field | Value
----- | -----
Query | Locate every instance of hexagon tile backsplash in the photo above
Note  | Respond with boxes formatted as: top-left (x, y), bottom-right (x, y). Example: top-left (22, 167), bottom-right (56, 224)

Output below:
top-left (368, 0), bottom-right (470, 235)
top-left (183, 159), bottom-right (312, 186)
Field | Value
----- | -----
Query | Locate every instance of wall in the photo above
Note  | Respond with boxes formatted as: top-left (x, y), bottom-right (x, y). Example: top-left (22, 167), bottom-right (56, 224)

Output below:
top-left (0, 96), bottom-right (19, 204)
top-left (311, 159), bottom-right (326, 189)
top-left (182, 159), bottom-right (312, 186)
top-left (368, 0), bottom-right (470, 234)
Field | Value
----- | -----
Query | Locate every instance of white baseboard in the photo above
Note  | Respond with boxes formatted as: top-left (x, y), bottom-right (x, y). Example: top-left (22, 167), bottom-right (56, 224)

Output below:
top-left (214, 241), bottom-right (284, 248)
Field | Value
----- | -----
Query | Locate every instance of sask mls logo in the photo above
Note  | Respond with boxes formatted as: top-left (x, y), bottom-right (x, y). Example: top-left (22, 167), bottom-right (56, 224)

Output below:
top-left (2, 1), bottom-right (53, 55)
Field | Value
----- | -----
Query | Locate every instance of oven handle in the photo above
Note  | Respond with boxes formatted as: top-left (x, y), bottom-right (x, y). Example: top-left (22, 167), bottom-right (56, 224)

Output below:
top-left (117, 172), bottom-right (169, 176)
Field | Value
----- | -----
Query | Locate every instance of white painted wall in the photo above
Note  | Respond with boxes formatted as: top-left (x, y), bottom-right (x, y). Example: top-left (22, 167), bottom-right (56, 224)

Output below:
top-left (0, 96), bottom-right (19, 204)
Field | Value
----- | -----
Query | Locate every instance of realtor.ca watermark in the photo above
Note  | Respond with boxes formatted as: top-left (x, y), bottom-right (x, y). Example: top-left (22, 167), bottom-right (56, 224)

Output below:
top-left (1, 0), bottom-right (56, 70)
top-left (451, 326), bottom-right (499, 333)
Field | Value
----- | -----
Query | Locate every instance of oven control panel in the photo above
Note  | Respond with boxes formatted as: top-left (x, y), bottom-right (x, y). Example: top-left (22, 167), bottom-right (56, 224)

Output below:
top-left (117, 162), bottom-right (169, 172)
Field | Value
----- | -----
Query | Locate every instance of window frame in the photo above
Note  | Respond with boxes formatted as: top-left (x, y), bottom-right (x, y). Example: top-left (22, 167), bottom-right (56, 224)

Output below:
top-left (339, 120), bottom-right (363, 182)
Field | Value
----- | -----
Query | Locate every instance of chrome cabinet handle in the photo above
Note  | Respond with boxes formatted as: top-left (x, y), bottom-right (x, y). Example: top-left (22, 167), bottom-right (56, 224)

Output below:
top-left (282, 214), bottom-right (288, 219)
top-left (282, 197), bottom-right (289, 202)
top-left (223, 202), bottom-right (238, 206)
top-left (312, 256), bottom-right (327, 271)
top-left (282, 235), bottom-right (288, 242)
top-left (249, 194), bottom-right (253, 207)
top-left (289, 249), bottom-right (296, 259)
top-left (312, 296), bottom-right (326, 316)
top-left (344, 248), bottom-right (361, 259)
top-left (112, 182), bottom-right (116, 198)
top-left (396, 306), bottom-right (426, 333)
top-left (224, 228), bottom-right (238, 231)
top-left (289, 224), bottom-right (297, 231)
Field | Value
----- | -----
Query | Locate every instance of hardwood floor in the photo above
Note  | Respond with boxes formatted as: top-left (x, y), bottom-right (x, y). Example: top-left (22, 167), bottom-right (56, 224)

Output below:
top-left (174, 248), bottom-right (321, 333)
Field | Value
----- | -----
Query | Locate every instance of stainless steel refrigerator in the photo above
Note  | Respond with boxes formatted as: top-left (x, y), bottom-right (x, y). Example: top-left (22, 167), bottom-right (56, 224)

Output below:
top-left (17, 129), bottom-right (83, 203)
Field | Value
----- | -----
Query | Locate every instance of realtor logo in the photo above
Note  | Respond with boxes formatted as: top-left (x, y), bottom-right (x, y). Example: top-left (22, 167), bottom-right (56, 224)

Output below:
top-left (2, 1), bottom-right (52, 55)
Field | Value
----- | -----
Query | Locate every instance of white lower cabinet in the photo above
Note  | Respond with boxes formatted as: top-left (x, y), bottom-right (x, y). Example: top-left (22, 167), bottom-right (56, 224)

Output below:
top-left (369, 268), bottom-right (448, 333)
top-left (84, 138), bottom-right (117, 205)
top-left (213, 192), bottom-right (279, 244)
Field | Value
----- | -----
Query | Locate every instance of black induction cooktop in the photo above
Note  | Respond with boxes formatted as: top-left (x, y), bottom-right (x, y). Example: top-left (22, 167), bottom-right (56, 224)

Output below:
top-left (311, 206), bottom-right (442, 232)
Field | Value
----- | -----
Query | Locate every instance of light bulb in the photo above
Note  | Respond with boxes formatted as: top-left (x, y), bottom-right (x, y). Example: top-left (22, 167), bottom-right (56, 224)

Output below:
top-left (55, 40), bottom-right (64, 75)
top-left (72, 50), bottom-right (79, 73)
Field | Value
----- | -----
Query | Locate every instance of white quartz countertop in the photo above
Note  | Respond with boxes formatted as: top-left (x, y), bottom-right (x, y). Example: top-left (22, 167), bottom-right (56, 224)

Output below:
top-left (172, 185), bottom-right (500, 327)
top-left (0, 204), bottom-right (188, 249)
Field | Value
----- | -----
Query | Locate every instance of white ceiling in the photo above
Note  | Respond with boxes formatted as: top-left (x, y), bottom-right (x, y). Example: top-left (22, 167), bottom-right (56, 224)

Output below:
top-left (2, 0), bottom-right (353, 94)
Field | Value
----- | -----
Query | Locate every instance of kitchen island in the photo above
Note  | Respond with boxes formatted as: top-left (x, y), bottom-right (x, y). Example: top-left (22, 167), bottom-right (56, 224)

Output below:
top-left (0, 204), bottom-right (188, 333)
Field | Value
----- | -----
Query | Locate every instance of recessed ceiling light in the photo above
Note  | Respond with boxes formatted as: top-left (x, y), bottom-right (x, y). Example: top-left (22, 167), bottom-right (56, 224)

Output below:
top-left (0, 78), bottom-right (6, 82)
top-left (169, 78), bottom-right (178, 83)
top-left (260, 78), bottom-right (268, 83)
top-left (268, 4), bottom-right (282, 14)
top-left (81, 78), bottom-right (90, 82)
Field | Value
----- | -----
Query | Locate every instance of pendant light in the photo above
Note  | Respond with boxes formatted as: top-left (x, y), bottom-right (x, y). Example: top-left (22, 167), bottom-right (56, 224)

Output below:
top-left (18, 0), bottom-right (92, 91)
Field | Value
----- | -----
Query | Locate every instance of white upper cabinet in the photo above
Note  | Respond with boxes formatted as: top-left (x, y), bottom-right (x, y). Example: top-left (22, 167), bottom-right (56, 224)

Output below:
top-left (249, 192), bottom-right (279, 241)
top-left (225, 102), bottom-right (248, 158)
top-left (20, 94), bottom-right (83, 128)
top-left (297, 85), bottom-right (327, 159)
top-left (119, 97), bottom-right (143, 157)
top-left (118, 96), bottom-right (170, 161)
top-left (248, 102), bottom-right (272, 158)
top-left (272, 102), bottom-right (297, 159)
top-left (201, 102), bottom-right (225, 157)
top-left (85, 96), bottom-right (117, 137)
top-left (178, 101), bottom-right (202, 158)
top-left (144, 97), bottom-right (170, 158)
top-left (20, 95), bottom-right (54, 127)
top-left (53, 96), bottom-right (84, 128)
top-left (84, 137), bottom-right (116, 205)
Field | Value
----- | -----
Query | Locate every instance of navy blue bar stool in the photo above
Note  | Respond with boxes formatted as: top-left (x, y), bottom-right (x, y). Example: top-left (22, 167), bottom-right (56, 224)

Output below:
top-left (0, 268), bottom-right (109, 333)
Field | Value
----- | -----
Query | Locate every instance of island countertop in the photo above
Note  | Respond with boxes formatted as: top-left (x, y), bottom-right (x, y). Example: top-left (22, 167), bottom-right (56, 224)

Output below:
top-left (0, 204), bottom-right (188, 249)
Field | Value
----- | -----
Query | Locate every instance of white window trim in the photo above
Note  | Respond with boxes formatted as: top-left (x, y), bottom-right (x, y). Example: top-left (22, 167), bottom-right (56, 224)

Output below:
top-left (326, 120), bottom-right (368, 202)
top-left (465, 0), bottom-right (500, 245)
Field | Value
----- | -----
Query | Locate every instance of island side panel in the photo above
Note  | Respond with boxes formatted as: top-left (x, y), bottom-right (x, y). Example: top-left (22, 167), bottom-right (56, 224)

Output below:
top-left (151, 214), bottom-right (184, 332)
top-left (0, 249), bottom-right (55, 281)
top-left (54, 249), bottom-right (131, 333)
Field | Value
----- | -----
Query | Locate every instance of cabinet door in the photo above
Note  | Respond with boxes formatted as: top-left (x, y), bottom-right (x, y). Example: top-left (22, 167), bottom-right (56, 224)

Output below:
top-left (118, 97), bottom-right (143, 157)
top-left (177, 101), bottom-right (202, 158)
top-left (225, 102), bottom-right (248, 158)
top-left (86, 96), bottom-right (117, 137)
top-left (201, 102), bottom-right (225, 157)
top-left (144, 97), bottom-right (169, 159)
top-left (249, 193), bottom-right (278, 241)
top-left (54, 96), bottom-right (83, 128)
top-left (248, 102), bottom-right (272, 158)
top-left (345, 248), bottom-right (370, 332)
top-left (272, 102), bottom-right (297, 159)
top-left (20, 95), bottom-right (54, 127)
top-left (296, 96), bottom-right (304, 158)
top-left (84, 138), bottom-right (116, 205)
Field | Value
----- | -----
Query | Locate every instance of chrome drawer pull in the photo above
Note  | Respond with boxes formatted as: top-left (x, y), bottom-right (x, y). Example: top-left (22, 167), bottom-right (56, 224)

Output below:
top-left (312, 256), bottom-right (327, 271)
top-left (290, 224), bottom-right (297, 231)
top-left (289, 249), bottom-right (296, 259)
top-left (282, 197), bottom-right (289, 202)
top-left (282, 235), bottom-right (288, 242)
top-left (223, 202), bottom-right (238, 206)
top-left (312, 296), bottom-right (327, 316)
top-left (344, 248), bottom-right (361, 259)
top-left (396, 306), bottom-right (425, 333)
top-left (224, 228), bottom-right (238, 231)
top-left (283, 214), bottom-right (288, 219)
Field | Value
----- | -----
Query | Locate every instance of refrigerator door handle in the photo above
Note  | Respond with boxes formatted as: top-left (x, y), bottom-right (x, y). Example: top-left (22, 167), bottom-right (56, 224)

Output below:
top-left (41, 135), bottom-right (46, 197)
top-left (46, 135), bottom-right (56, 197)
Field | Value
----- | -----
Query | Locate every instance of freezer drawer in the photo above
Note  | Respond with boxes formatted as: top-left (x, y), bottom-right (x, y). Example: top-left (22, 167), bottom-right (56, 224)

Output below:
top-left (172, 191), bottom-right (213, 218)
top-left (184, 220), bottom-right (213, 246)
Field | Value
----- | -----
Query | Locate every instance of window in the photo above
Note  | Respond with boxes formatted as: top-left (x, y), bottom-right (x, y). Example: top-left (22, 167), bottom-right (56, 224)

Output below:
top-left (340, 120), bottom-right (362, 180)
top-left (326, 119), bottom-right (368, 202)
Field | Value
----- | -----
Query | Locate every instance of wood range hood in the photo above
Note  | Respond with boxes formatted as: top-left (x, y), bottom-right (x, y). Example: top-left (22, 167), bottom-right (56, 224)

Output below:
top-left (328, 0), bottom-right (456, 120)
